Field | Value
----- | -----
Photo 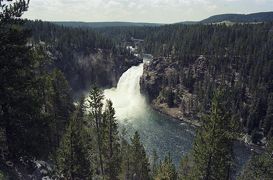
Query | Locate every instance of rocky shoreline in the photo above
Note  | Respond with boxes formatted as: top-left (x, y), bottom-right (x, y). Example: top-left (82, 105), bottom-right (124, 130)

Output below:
top-left (151, 100), bottom-right (268, 154)
top-left (140, 57), bottom-right (204, 126)
top-left (150, 100), bottom-right (201, 127)
top-left (140, 56), bottom-right (268, 155)
top-left (150, 99), bottom-right (268, 154)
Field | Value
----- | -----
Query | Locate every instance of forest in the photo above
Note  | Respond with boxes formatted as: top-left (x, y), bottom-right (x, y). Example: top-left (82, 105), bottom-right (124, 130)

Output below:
top-left (0, 0), bottom-right (273, 179)
top-left (142, 23), bottom-right (273, 143)
top-left (25, 20), bottom-right (140, 94)
top-left (97, 23), bottom-right (273, 143)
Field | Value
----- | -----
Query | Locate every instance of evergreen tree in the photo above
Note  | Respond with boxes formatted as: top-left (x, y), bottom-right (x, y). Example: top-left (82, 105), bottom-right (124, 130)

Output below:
top-left (119, 128), bottom-right (133, 180)
top-left (56, 97), bottom-right (92, 179)
top-left (102, 100), bottom-right (121, 179)
top-left (239, 139), bottom-right (273, 180)
top-left (190, 90), bottom-right (238, 180)
top-left (154, 154), bottom-right (177, 180)
top-left (50, 70), bottom-right (74, 150)
top-left (130, 131), bottom-right (150, 180)
top-left (88, 87), bottom-right (105, 175)
top-left (0, 0), bottom-right (29, 21)
top-left (0, 0), bottom-right (50, 158)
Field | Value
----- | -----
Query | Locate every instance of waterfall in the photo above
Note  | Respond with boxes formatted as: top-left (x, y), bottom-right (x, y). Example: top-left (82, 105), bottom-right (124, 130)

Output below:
top-left (91, 62), bottom-right (251, 169)
top-left (104, 63), bottom-right (147, 121)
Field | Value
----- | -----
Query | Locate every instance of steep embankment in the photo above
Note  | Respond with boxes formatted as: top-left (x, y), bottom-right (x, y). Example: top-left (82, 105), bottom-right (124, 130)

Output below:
top-left (26, 20), bottom-right (141, 95)
top-left (47, 47), bottom-right (141, 94)
top-left (140, 23), bottom-right (273, 143)
top-left (140, 56), bottom-right (204, 127)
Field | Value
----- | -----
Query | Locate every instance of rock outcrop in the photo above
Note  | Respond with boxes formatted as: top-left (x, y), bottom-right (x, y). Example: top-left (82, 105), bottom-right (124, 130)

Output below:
top-left (140, 56), bottom-right (205, 126)
top-left (47, 46), bottom-right (142, 96)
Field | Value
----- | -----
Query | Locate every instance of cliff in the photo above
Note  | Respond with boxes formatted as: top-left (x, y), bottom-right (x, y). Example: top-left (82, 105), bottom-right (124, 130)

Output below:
top-left (26, 20), bottom-right (142, 95)
top-left (140, 56), bottom-right (207, 126)
top-left (49, 47), bottom-right (141, 95)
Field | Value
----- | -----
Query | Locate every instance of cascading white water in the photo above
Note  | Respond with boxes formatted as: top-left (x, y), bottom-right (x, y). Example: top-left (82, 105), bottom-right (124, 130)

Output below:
top-left (88, 61), bottom-right (251, 168)
top-left (104, 63), bottom-right (147, 121)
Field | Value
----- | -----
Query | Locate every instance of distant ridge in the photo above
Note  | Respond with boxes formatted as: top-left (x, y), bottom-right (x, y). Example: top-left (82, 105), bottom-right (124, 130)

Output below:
top-left (51, 11), bottom-right (273, 28)
top-left (52, 21), bottom-right (162, 28)
top-left (200, 11), bottom-right (273, 24)
top-left (175, 21), bottom-right (198, 25)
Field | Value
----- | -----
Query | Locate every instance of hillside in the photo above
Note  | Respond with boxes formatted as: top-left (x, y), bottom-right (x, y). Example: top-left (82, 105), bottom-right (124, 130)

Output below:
top-left (51, 12), bottom-right (273, 29)
top-left (26, 20), bottom-right (141, 94)
top-left (138, 22), bottom-right (273, 144)
top-left (201, 11), bottom-right (273, 23)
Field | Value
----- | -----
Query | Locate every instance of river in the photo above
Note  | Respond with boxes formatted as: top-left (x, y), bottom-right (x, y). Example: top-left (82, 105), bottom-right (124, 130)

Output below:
top-left (103, 62), bottom-right (252, 175)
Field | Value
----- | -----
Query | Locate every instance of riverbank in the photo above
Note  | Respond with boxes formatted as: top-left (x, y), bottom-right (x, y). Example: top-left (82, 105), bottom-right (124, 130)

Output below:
top-left (150, 100), bottom-right (267, 155)
top-left (150, 100), bottom-right (201, 127)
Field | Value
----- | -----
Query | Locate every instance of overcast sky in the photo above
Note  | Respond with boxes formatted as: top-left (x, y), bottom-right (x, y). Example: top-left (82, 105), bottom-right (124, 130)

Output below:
top-left (23, 0), bottom-right (273, 23)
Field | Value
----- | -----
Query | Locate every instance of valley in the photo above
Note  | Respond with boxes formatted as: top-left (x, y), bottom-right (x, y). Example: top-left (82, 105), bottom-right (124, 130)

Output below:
top-left (1, 1), bottom-right (273, 179)
top-left (103, 61), bottom-right (252, 175)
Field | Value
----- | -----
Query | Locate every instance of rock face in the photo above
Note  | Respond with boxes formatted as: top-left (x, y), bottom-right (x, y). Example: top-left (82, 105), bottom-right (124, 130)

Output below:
top-left (140, 58), bottom-right (166, 101)
top-left (140, 56), bottom-right (209, 125)
top-left (140, 53), bottom-right (271, 144)
top-left (49, 47), bottom-right (142, 95)
top-left (26, 20), bottom-right (142, 96)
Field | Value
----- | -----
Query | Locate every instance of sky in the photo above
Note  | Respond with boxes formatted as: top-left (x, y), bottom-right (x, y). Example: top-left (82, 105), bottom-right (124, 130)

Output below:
top-left (23, 0), bottom-right (273, 23)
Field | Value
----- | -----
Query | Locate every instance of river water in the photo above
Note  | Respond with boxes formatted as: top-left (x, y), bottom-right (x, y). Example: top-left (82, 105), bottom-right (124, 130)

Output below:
top-left (103, 63), bottom-right (251, 174)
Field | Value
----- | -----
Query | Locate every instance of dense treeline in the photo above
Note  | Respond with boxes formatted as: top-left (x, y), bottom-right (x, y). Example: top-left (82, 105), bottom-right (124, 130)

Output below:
top-left (0, 1), bottom-right (148, 179)
top-left (24, 20), bottom-right (139, 93)
top-left (128, 23), bottom-right (273, 143)
top-left (96, 21), bottom-right (273, 179)
top-left (54, 88), bottom-right (151, 179)
top-left (200, 12), bottom-right (273, 24)
top-left (96, 26), bottom-right (157, 45)
top-left (239, 139), bottom-right (273, 179)
top-left (0, 0), bottom-right (74, 168)
top-left (26, 20), bottom-right (114, 51)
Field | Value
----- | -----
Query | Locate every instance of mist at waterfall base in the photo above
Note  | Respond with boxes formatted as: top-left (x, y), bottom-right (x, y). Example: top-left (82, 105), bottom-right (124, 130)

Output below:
top-left (104, 63), bottom-right (194, 165)
top-left (103, 63), bottom-right (251, 171)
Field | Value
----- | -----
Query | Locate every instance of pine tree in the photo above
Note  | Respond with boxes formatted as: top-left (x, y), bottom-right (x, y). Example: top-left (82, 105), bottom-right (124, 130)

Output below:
top-left (0, 0), bottom-right (49, 158)
top-left (239, 139), bottom-right (273, 180)
top-left (50, 70), bottom-right (74, 149)
top-left (119, 128), bottom-right (132, 180)
top-left (0, 0), bottom-right (29, 21)
top-left (56, 97), bottom-right (92, 179)
top-left (190, 90), bottom-right (238, 180)
top-left (154, 154), bottom-right (177, 180)
top-left (102, 100), bottom-right (121, 179)
top-left (88, 87), bottom-right (105, 175)
top-left (130, 131), bottom-right (150, 180)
